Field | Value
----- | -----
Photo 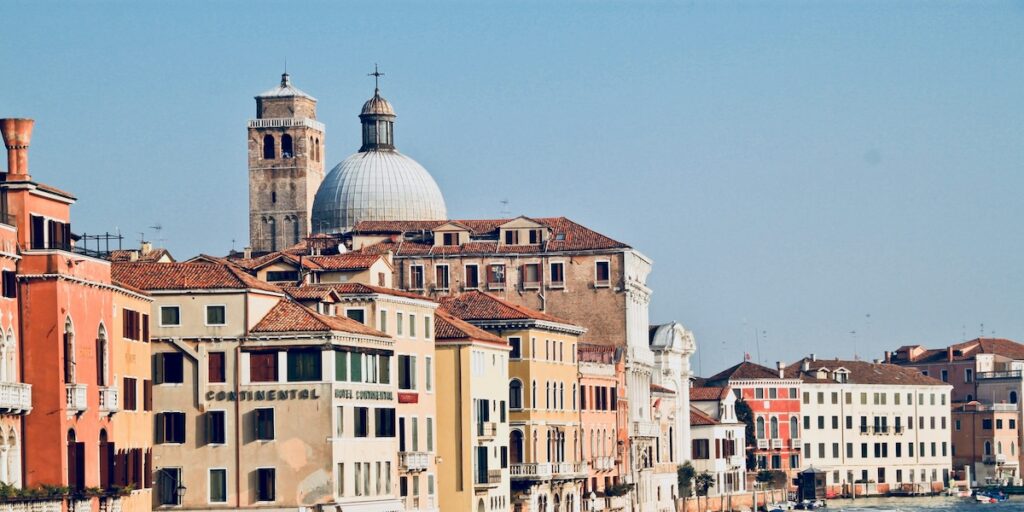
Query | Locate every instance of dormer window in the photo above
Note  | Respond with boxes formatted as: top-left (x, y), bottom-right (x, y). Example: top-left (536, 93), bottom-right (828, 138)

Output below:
top-left (442, 233), bottom-right (459, 246)
top-left (504, 230), bottom-right (519, 245)
top-left (528, 229), bottom-right (543, 244)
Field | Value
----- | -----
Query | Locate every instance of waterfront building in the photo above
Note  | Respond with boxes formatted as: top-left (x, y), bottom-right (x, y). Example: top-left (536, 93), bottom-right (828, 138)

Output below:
top-left (650, 384), bottom-right (680, 510)
top-left (432, 311), bottom-right (511, 512)
top-left (887, 338), bottom-right (1024, 403)
top-left (649, 322), bottom-right (697, 509)
top-left (789, 357), bottom-right (953, 497)
top-left (2, 117), bottom-right (137, 512)
top-left (951, 401), bottom-right (1020, 486)
top-left (227, 244), bottom-right (393, 287)
top-left (0, 153), bottom-right (27, 489)
top-left (705, 361), bottom-right (803, 479)
top-left (577, 344), bottom-right (627, 510)
top-left (688, 386), bottom-right (747, 500)
top-left (440, 291), bottom-right (587, 512)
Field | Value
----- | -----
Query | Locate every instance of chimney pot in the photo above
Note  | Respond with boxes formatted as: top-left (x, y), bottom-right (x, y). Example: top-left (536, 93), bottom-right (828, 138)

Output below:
top-left (810, 353), bottom-right (816, 362)
top-left (141, 241), bottom-right (153, 254)
top-left (885, 350), bottom-right (892, 363)
top-left (802, 360), bottom-right (810, 372)
top-left (0, 118), bottom-right (34, 178)
top-left (776, 361), bottom-right (785, 379)
top-left (243, 247), bottom-right (252, 259)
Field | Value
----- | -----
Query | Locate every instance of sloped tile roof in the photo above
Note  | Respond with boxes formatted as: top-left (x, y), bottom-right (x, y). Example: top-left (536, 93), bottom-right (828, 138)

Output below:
top-left (434, 311), bottom-right (508, 345)
top-left (439, 290), bottom-right (574, 325)
top-left (706, 361), bottom-right (782, 383)
top-left (352, 216), bottom-right (629, 253)
top-left (279, 286), bottom-right (338, 301)
top-left (251, 299), bottom-right (386, 337)
top-left (651, 383), bottom-right (676, 394)
top-left (785, 358), bottom-right (948, 386)
top-left (111, 261), bottom-right (281, 293)
top-left (308, 282), bottom-right (436, 302)
top-left (109, 247), bottom-right (175, 263)
top-left (690, 386), bottom-right (731, 401)
top-left (690, 406), bottom-right (719, 426)
top-left (903, 338), bottom-right (1024, 363)
top-left (306, 253), bottom-right (382, 271)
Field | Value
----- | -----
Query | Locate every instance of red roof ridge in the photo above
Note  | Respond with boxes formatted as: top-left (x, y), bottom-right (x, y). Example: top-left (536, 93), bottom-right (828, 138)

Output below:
top-left (251, 299), bottom-right (387, 337)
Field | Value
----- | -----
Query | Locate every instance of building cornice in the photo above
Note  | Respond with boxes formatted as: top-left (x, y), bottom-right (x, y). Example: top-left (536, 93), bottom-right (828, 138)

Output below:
top-left (18, 273), bottom-right (151, 301)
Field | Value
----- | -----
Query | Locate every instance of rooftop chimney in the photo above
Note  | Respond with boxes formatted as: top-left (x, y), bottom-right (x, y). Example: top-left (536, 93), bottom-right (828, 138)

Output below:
top-left (810, 353), bottom-right (816, 362)
top-left (243, 247), bottom-right (253, 259)
top-left (0, 118), bottom-right (34, 179)
top-left (141, 241), bottom-right (153, 254)
top-left (776, 361), bottom-right (785, 379)
top-left (884, 351), bottom-right (892, 363)
top-left (801, 359), bottom-right (810, 372)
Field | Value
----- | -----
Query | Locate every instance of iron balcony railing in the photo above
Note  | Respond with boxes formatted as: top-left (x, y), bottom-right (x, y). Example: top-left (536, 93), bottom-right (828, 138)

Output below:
top-left (977, 370), bottom-right (1023, 380)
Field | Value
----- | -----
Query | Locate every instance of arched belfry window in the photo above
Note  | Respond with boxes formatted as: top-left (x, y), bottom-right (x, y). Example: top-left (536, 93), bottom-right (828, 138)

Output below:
top-left (263, 134), bottom-right (275, 159)
top-left (267, 217), bottom-right (277, 252)
top-left (96, 324), bottom-right (108, 387)
top-left (315, 138), bottom-right (321, 161)
top-left (63, 317), bottom-right (75, 384)
top-left (281, 134), bottom-right (293, 158)
top-left (292, 216), bottom-right (300, 245)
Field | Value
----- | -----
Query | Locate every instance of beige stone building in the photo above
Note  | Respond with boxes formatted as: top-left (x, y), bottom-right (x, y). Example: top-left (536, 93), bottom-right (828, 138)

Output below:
top-left (433, 311), bottom-right (512, 512)
top-left (952, 402), bottom-right (1020, 486)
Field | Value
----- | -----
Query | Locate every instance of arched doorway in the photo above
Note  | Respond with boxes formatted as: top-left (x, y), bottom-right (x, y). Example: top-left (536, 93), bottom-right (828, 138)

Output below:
top-left (67, 429), bottom-right (84, 490)
top-left (510, 430), bottom-right (524, 464)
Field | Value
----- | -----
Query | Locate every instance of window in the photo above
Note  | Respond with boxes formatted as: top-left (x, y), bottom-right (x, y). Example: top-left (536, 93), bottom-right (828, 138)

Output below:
top-left (435, 265), bottom-right (449, 290)
top-left (409, 314), bottom-right (417, 338)
top-left (263, 135), bottom-right (275, 159)
top-left (550, 262), bottom-right (565, 287)
top-left (160, 306), bottom-right (180, 327)
top-left (769, 388), bottom-right (777, 399)
top-left (442, 232), bottom-right (459, 246)
top-left (378, 310), bottom-right (388, 333)
top-left (1, 270), bottom-right (16, 299)
top-left (399, 355), bottom-right (417, 390)
top-left (265, 270), bottom-right (299, 283)
top-left (249, 351), bottom-right (279, 382)
top-left (255, 408), bottom-right (275, 440)
top-left (940, 370), bottom-right (948, 382)
top-left (503, 230), bottom-right (519, 245)
top-left (487, 264), bottom-right (506, 289)
top-left (281, 134), bottom-right (293, 158)
top-left (375, 408), bottom-right (396, 437)
top-left (409, 265), bottom-right (424, 289)
top-left (510, 380), bottom-right (523, 409)
top-left (287, 349), bottom-right (322, 382)
top-left (354, 407), bottom-right (369, 437)
top-left (465, 264), bottom-right (480, 289)
top-left (509, 337), bottom-right (522, 359)
top-left (206, 410), bottom-right (226, 444)
top-left (521, 263), bottom-right (540, 289)
top-left (209, 468), bottom-right (227, 503)
top-left (158, 468), bottom-right (182, 505)
top-left (256, 468), bottom-right (276, 502)
top-left (425, 357), bottom-right (433, 391)
top-left (157, 412), bottom-right (186, 444)
top-left (756, 388), bottom-right (764, 399)
top-left (208, 352), bottom-right (226, 383)
top-left (965, 369), bottom-right (974, 382)
top-left (206, 305), bottom-right (226, 326)
top-left (692, 439), bottom-right (710, 459)
top-left (397, 312), bottom-right (403, 335)
top-left (123, 377), bottom-right (137, 410)
top-left (424, 316), bottom-right (431, 340)
top-left (155, 353), bottom-right (184, 384)
top-left (595, 261), bottom-right (610, 286)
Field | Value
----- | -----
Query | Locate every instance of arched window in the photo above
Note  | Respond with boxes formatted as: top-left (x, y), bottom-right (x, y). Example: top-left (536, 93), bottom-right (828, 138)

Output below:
top-left (263, 134), bottom-right (275, 159)
top-left (63, 317), bottom-right (75, 383)
top-left (545, 382), bottom-right (551, 410)
top-left (315, 138), bottom-right (321, 161)
top-left (998, 442), bottom-right (1003, 454)
top-left (96, 324), bottom-right (108, 387)
top-left (984, 441), bottom-right (992, 456)
top-left (559, 383), bottom-right (564, 410)
top-left (509, 379), bottom-right (523, 409)
top-left (532, 380), bottom-right (537, 408)
top-left (967, 394), bottom-right (974, 401)
top-left (6, 430), bottom-right (17, 487)
top-left (1013, 443), bottom-right (1017, 456)
top-left (67, 429), bottom-right (83, 490)
top-left (510, 430), bottom-right (524, 464)
top-left (572, 384), bottom-right (577, 410)
top-left (309, 136), bottom-right (315, 160)
top-left (1011, 391), bottom-right (1019, 404)
top-left (99, 429), bottom-right (110, 490)
top-left (0, 428), bottom-right (7, 484)
top-left (790, 416), bottom-right (799, 438)
top-left (545, 430), bottom-right (551, 462)
top-left (281, 134), bottom-right (293, 158)
top-left (770, 417), bottom-right (779, 438)
top-left (292, 216), bottom-right (300, 245)
top-left (756, 417), bottom-right (765, 439)
top-left (477, 499), bottom-right (485, 512)
top-left (268, 217), bottom-right (277, 252)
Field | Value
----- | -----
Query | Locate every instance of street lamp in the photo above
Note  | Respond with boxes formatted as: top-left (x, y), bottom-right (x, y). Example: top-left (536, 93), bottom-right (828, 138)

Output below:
top-left (175, 482), bottom-right (187, 503)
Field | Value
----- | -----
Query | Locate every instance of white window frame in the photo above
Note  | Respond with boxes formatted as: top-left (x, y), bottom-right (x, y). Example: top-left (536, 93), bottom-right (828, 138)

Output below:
top-left (425, 356), bottom-right (433, 393)
top-left (378, 308), bottom-right (388, 334)
top-left (434, 264), bottom-right (450, 291)
top-left (157, 466), bottom-right (184, 506)
top-left (486, 261), bottom-right (507, 291)
top-left (159, 305), bottom-right (182, 327)
top-left (208, 467), bottom-right (228, 504)
top-left (204, 304), bottom-right (227, 327)
top-left (521, 261), bottom-right (542, 290)
top-left (409, 264), bottom-right (425, 290)
top-left (548, 260), bottom-right (566, 289)
top-left (409, 313), bottom-right (417, 339)
top-left (424, 315), bottom-right (432, 340)
top-left (594, 259), bottom-right (611, 288)
top-left (344, 307), bottom-right (368, 325)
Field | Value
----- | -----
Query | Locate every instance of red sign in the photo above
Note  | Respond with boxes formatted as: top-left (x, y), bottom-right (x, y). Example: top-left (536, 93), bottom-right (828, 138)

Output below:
top-left (398, 392), bottom-right (419, 404)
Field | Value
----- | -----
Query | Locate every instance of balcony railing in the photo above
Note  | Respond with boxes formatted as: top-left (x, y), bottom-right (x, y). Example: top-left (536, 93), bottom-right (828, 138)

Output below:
top-left (399, 451), bottom-right (430, 472)
top-left (0, 382), bottom-right (31, 414)
top-left (894, 426), bottom-right (905, 434)
top-left (66, 383), bottom-right (87, 413)
top-left (631, 421), bottom-right (660, 438)
top-left (859, 426), bottom-right (872, 434)
top-left (874, 426), bottom-right (890, 435)
top-left (983, 454), bottom-right (1008, 465)
top-left (0, 499), bottom-right (65, 512)
top-left (99, 386), bottom-right (119, 414)
top-left (977, 370), bottom-right (1022, 380)
top-left (790, 438), bottom-right (801, 448)
top-left (477, 421), bottom-right (497, 439)
top-left (757, 439), bottom-right (769, 449)
top-left (770, 439), bottom-right (783, 449)
top-left (592, 456), bottom-right (615, 471)
top-left (474, 469), bottom-right (502, 487)
top-left (552, 462), bottom-right (587, 477)
top-left (248, 117), bottom-right (326, 132)
top-left (510, 462), bottom-right (552, 480)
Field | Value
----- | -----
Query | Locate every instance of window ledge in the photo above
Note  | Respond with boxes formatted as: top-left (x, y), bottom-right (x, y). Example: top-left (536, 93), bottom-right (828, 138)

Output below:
top-left (548, 282), bottom-right (565, 289)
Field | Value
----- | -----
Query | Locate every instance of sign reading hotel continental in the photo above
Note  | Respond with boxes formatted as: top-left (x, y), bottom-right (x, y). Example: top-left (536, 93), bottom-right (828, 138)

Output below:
top-left (205, 388), bottom-right (394, 401)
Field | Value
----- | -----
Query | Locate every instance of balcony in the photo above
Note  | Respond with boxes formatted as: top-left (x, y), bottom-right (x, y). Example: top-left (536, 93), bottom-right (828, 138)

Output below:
top-left (0, 499), bottom-right (65, 512)
top-left (757, 439), bottom-right (769, 449)
top-left (770, 439), bottom-right (783, 449)
top-left (248, 117), bottom-right (326, 132)
top-left (977, 370), bottom-right (1022, 380)
top-left (477, 421), bottom-right (498, 439)
top-left (593, 456), bottom-right (615, 471)
top-left (474, 469), bottom-right (503, 488)
top-left (631, 421), bottom-right (660, 438)
top-left (894, 426), bottom-right (905, 434)
top-left (66, 383), bottom-right (87, 413)
top-left (399, 451), bottom-right (430, 472)
top-left (859, 426), bottom-right (873, 434)
top-left (552, 462), bottom-right (588, 478)
top-left (99, 386), bottom-right (119, 414)
top-left (510, 462), bottom-right (552, 480)
top-left (0, 382), bottom-right (31, 414)
top-left (790, 438), bottom-right (801, 448)
top-left (874, 426), bottom-right (890, 435)
top-left (983, 454), bottom-right (1008, 465)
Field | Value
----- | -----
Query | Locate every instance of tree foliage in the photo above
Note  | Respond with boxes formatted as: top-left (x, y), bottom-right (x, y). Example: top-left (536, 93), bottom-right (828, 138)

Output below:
top-left (735, 397), bottom-right (757, 470)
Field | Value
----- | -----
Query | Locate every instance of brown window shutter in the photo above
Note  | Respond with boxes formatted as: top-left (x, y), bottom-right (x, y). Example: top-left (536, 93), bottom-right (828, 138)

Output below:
top-left (143, 380), bottom-right (152, 411)
top-left (142, 314), bottom-right (150, 342)
top-left (715, 439), bottom-right (721, 459)
top-left (155, 413), bottom-right (165, 444)
top-left (144, 448), bottom-right (153, 488)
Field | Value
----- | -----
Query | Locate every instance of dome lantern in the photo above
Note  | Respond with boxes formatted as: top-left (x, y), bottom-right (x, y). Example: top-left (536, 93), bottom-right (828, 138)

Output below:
top-left (359, 66), bottom-right (396, 152)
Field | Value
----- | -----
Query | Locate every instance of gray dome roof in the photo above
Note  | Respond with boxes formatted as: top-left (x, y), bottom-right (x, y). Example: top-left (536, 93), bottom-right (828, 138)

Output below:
top-left (311, 150), bottom-right (447, 234)
top-left (361, 91), bottom-right (395, 116)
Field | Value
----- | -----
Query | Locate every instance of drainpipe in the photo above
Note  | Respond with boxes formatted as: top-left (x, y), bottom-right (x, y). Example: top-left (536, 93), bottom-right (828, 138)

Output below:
top-left (235, 295), bottom-right (250, 507)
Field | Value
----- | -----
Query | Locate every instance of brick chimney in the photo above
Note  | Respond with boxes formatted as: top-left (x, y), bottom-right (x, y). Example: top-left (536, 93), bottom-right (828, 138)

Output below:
top-left (0, 118), bottom-right (34, 179)
top-left (776, 361), bottom-right (785, 379)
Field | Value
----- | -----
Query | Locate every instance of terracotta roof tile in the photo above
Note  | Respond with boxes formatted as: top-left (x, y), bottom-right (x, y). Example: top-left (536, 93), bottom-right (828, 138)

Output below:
top-left (439, 291), bottom-right (575, 325)
top-left (251, 299), bottom-right (386, 337)
top-left (690, 386), bottom-right (731, 401)
top-left (706, 361), bottom-right (783, 383)
top-left (306, 253), bottom-right (382, 271)
top-left (109, 248), bottom-right (175, 263)
top-left (651, 383), bottom-right (676, 394)
top-left (111, 261), bottom-right (281, 293)
top-left (434, 311), bottom-right (508, 345)
top-left (785, 358), bottom-right (949, 386)
top-left (690, 406), bottom-right (719, 426)
top-left (309, 283), bottom-right (437, 302)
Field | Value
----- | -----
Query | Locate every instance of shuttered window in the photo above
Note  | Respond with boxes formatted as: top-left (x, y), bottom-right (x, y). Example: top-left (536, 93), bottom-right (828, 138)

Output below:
top-left (156, 412), bottom-right (186, 444)
top-left (287, 349), bottom-right (321, 382)
top-left (155, 353), bottom-right (184, 384)
top-left (208, 352), bottom-right (226, 383)
top-left (123, 377), bottom-right (137, 410)
top-left (206, 411), bottom-right (226, 444)
top-left (1, 270), bottom-right (16, 299)
top-left (257, 468), bottom-right (276, 502)
top-left (255, 408), bottom-right (275, 440)
top-left (249, 351), bottom-right (278, 382)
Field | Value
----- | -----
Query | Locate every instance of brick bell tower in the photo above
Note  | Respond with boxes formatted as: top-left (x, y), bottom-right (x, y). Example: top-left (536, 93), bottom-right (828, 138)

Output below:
top-left (248, 73), bottom-right (325, 253)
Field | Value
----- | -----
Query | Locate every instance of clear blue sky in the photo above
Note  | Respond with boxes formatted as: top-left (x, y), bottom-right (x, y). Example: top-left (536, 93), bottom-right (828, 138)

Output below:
top-left (3, 1), bottom-right (1022, 375)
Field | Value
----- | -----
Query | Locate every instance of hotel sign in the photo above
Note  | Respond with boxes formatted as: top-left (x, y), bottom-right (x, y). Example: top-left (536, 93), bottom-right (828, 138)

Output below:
top-left (206, 389), bottom-right (321, 401)
top-left (335, 389), bottom-right (394, 400)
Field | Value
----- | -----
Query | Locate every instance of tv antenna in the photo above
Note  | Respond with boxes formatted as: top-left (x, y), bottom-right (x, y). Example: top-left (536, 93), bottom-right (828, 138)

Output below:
top-left (499, 198), bottom-right (511, 217)
top-left (149, 223), bottom-right (166, 247)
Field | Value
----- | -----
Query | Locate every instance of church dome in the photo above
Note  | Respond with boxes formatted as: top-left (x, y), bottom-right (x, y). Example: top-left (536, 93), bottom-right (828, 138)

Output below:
top-left (311, 85), bottom-right (446, 234)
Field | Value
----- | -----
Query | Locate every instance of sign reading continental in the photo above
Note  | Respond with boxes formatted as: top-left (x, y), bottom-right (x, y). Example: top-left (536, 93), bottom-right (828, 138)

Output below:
top-left (205, 388), bottom-right (395, 402)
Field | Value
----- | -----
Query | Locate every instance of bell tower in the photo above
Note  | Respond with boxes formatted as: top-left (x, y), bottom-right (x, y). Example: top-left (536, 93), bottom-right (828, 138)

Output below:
top-left (248, 73), bottom-right (325, 253)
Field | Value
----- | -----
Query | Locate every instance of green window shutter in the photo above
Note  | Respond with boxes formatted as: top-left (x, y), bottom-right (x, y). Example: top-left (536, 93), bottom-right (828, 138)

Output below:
top-left (336, 351), bottom-right (348, 381)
